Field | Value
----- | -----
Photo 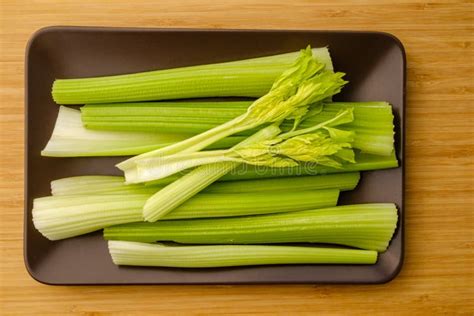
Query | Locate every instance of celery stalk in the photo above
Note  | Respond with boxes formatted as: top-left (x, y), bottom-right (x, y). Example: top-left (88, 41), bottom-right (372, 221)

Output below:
top-left (205, 173), bottom-right (359, 193)
top-left (52, 48), bottom-right (333, 104)
top-left (81, 101), bottom-right (249, 118)
top-left (136, 152), bottom-right (397, 186)
top-left (50, 173), bottom-right (360, 196)
top-left (108, 241), bottom-right (378, 267)
top-left (83, 101), bottom-right (394, 156)
top-left (33, 189), bottom-right (339, 240)
top-left (41, 106), bottom-right (243, 157)
top-left (47, 102), bottom-right (393, 157)
top-left (50, 176), bottom-right (156, 196)
top-left (165, 189), bottom-right (339, 220)
top-left (104, 204), bottom-right (399, 252)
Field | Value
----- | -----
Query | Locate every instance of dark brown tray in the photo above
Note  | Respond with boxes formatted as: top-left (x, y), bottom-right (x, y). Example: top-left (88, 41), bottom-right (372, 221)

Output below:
top-left (25, 26), bottom-right (405, 285)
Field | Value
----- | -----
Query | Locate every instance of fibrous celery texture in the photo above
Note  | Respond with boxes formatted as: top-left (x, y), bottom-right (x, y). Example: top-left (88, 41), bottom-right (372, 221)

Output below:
top-left (104, 204), bottom-right (398, 252)
top-left (47, 152), bottom-right (397, 195)
top-left (42, 106), bottom-right (244, 157)
top-left (41, 106), bottom-right (188, 157)
top-left (82, 101), bottom-right (395, 156)
top-left (44, 101), bottom-right (394, 157)
top-left (108, 241), bottom-right (378, 267)
top-left (50, 172), bottom-right (360, 196)
top-left (33, 188), bottom-right (339, 240)
top-left (52, 48), bottom-right (333, 104)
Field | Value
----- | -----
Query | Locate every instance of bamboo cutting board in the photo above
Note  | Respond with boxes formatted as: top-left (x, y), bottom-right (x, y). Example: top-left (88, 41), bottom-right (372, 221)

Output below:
top-left (0, 0), bottom-right (473, 314)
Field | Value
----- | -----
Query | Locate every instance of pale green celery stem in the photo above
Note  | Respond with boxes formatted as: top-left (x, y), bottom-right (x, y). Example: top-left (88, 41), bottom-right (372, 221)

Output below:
top-left (117, 114), bottom-right (247, 174)
top-left (32, 194), bottom-right (145, 240)
top-left (142, 152), bottom-right (397, 185)
top-left (41, 106), bottom-right (191, 157)
top-left (141, 152), bottom-right (397, 184)
top-left (48, 153), bottom-right (394, 195)
top-left (142, 125), bottom-right (281, 222)
top-left (51, 175), bottom-right (153, 196)
top-left (164, 189), bottom-right (339, 219)
top-left (206, 172), bottom-right (359, 193)
top-left (53, 48), bottom-right (333, 104)
top-left (82, 101), bottom-right (394, 156)
top-left (80, 101), bottom-right (250, 117)
top-left (50, 172), bottom-right (360, 196)
top-left (108, 241), bottom-right (378, 267)
top-left (134, 149), bottom-right (235, 184)
top-left (83, 101), bottom-right (392, 132)
top-left (34, 188), bottom-right (337, 240)
top-left (105, 203), bottom-right (399, 252)
top-left (142, 162), bottom-right (239, 222)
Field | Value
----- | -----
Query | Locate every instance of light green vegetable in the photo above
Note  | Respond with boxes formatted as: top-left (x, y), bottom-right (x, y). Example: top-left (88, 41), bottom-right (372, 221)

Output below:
top-left (44, 102), bottom-right (393, 157)
top-left (47, 152), bottom-right (395, 196)
top-left (41, 106), bottom-right (187, 157)
top-left (50, 172), bottom-right (360, 196)
top-left (81, 101), bottom-right (250, 133)
top-left (137, 151), bottom-right (397, 185)
top-left (33, 189), bottom-right (339, 240)
top-left (52, 48), bottom-right (333, 104)
top-left (104, 204), bottom-right (399, 252)
top-left (82, 101), bottom-right (394, 156)
top-left (41, 106), bottom-right (242, 157)
top-left (108, 241), bottom-right (378, 267)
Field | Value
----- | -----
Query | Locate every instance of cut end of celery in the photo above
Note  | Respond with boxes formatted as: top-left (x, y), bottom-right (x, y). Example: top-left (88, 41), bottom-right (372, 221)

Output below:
top-left (108, 241), bottom-right (378, 267)
top-left (41, 106), bottom-right (190, 157)
top-left (105, 203), bottom-right (399, 252)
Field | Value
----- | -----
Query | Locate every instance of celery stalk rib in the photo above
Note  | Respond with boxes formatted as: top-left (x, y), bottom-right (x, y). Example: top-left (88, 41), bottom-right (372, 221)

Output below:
top-left (33, 188), bottom-right (338, 240)
top-left (53, 48), bottom-right (333, 104)
top-left (50, 173), bottom-right (360, 196)
top-left (113, 152), bottom-right (396, 187)
top-left (108, 241), bottom-right (378, 267)
top-left (47, 102), bottom-right (393, 157)
top-left (122, 152), bottom-right (397, 187)
top-left (83, 101), bottom-right (394, 156)
top-left (104, 204), bottom-right (399, 252)
top-left (41, 106), bottom-right (243, 157)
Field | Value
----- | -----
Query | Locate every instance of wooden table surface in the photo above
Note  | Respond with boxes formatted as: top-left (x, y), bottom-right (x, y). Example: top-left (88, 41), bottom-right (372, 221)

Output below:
top-left (1, 0), bottom-right (473, 314)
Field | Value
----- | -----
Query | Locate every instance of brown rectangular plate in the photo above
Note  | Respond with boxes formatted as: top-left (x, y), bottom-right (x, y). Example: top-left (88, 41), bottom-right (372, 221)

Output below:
top-left (25, 26), bottom-right (405, 284)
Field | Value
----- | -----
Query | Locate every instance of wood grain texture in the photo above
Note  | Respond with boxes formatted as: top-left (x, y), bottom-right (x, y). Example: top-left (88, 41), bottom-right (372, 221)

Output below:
top-left (0, 0), bottom-right (473, 314)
